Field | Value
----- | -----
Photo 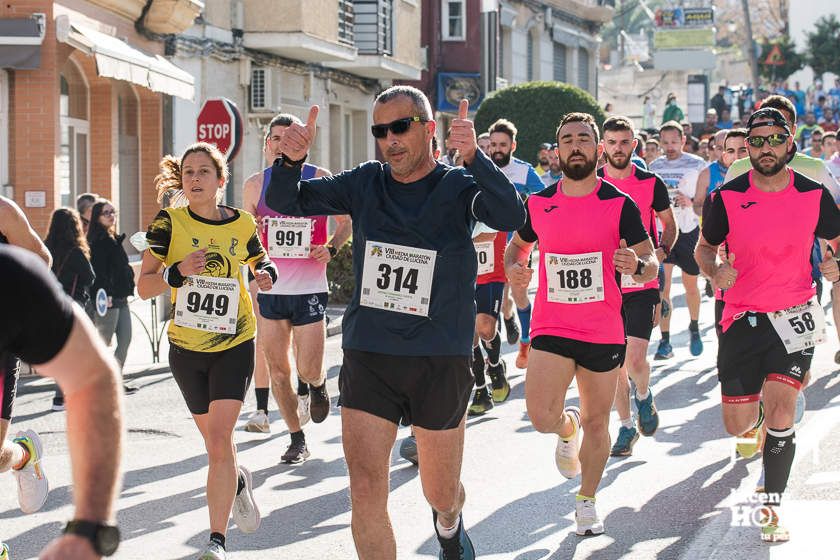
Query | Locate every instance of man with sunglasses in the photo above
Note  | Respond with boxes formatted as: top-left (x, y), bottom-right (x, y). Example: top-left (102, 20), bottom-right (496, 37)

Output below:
top-left (267, 86), bottom-right (525, 560)
top-left (697, 107), bottom-right (840, 543)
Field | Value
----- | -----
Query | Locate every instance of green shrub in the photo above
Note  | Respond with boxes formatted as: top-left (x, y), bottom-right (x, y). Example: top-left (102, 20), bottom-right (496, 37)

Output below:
top-left (474, 81), bottom-right (606, 167)
top-left (327, 240), bottom-right (355, 304)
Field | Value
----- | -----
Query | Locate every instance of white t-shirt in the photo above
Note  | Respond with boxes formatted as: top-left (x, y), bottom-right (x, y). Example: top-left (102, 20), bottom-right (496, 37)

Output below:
top-left (649, 153), bottom-right (707, 232)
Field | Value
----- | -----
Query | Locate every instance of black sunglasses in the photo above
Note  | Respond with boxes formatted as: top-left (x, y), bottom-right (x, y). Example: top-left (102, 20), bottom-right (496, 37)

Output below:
top-left (746, 133), bottom-right (789, 148)
top-left (371, 116), bottom-right (428, 139)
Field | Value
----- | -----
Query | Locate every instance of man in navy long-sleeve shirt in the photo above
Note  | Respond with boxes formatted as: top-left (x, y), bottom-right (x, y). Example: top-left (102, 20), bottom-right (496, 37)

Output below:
top-left (268, 86), bottom-right (525, 560)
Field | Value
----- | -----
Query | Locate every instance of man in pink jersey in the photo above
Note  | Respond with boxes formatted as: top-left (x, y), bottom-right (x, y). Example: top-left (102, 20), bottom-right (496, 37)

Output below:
top-left (242, 113), bottom-right (351, 463)
top-left (696, 107), bottom-right (840, 542)
top-left (505, 113), bottom-right (658, 536)
top-left (597, 116), bottom-right (677, 457)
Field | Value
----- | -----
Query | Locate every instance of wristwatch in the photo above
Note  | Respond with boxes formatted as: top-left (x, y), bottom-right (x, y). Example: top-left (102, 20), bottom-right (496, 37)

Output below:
top-left (326, 245), bottom-right (338, 258)
top-left (634, 259), bottom-right (645, 276)
top-left (63, 520), bottom-right (120, 556)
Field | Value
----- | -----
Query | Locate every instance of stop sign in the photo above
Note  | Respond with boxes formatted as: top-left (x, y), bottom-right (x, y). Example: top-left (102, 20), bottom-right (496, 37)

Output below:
top-left (196, 98), bottom-right (243, 161)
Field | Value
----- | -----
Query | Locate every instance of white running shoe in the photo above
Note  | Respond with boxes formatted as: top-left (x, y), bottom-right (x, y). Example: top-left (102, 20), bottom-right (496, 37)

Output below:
top-left (243, 410), bottom-right (270, 433)
top-left (555, 406), bottom-right (582, 479)
top-left (197, 539), bottom-right (226, 559)
top-left (575, 499), bottom-right (605, 536)
top-left (13, 429), bottom-right (48, 514)
top-left (231, 466), bottom-right (260, 534)
top-left (297, 394), bottom-right (311, 427)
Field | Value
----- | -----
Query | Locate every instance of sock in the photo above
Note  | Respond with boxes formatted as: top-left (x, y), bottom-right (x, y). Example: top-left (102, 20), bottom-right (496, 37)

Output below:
top-left (561, 411), bottom-right (578, 441)
top-left (435, 515), bottom-right (459, 539)
top-left (297, 379), bottom-right (309, 397)
top-left (290, 430), bottom-right (306, 445)
top-left (661, 331), bottom-right (670, 344)
top-left (209, 532), bottom-right (226, 549)
top-left (762, 427), bottom-right (795, 506)
top-left (481, 332), bottom-right (502, 366)
top-left (236, 471), bottom-right (245, 495)
top-left (255, 388), bottom-right (269, 413)
top-left (575, 494), bottom-right (595, 502)
top-left (689, 320), bottom-right (699, 333)
top-left (517, 304), bottom-right (532, 343)
top-left (12, 441), bottom-right (30, 470)
top-left (635, 388), bottom-right (649, 401)
top-left (621, 417), bottom-right (634, 429)
top-left (472, 345), bottom-right (486, 387)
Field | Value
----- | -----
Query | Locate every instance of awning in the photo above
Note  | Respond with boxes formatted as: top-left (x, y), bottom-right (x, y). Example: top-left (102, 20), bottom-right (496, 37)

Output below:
top-left (0, 16), bottom-right (46, 70)
top-left (55, 14), bottom-right (194, 100)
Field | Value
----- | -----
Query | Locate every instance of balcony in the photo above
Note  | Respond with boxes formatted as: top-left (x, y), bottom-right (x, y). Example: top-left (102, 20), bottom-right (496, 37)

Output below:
top-left (86, 0), bottom-right (202, 34)
top-left (545, 0), bottom-right (614, 24)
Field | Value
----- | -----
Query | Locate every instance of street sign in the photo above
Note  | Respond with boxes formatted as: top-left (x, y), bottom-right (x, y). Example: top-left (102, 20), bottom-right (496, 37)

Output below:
top-left (764, 44), bottom-right (785, 66)
top-left (96, 288), bottom-right (108, 317)
top-left (196, 98), bottom-right (243, 161)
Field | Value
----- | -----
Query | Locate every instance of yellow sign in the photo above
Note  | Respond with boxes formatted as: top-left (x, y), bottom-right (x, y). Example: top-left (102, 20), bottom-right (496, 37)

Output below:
top-left (764, 44), bottom-right (785, 66)
top-left (653, 28), bottom-right (715, 50)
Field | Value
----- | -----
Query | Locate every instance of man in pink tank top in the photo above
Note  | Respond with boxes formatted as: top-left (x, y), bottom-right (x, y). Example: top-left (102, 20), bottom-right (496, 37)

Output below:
top-left (505, 113), bottom-right (659, 537)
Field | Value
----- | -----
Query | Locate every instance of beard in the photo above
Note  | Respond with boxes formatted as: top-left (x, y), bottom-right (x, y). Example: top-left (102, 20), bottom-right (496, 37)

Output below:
top-left (604, 151), bottom-right (631, 170)
top-left (491, 151), bottom-right (512, 167)
top-left (538, 157), bottom-right (549, 166)
top-left (750, 153), bottom-right (786, 177)
top-left (560, 152), bottom-right (597, 180)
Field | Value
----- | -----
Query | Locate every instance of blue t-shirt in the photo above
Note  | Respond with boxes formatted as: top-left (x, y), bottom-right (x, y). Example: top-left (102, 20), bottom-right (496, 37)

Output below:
top-left (499, 157), bottom-right (545, 195)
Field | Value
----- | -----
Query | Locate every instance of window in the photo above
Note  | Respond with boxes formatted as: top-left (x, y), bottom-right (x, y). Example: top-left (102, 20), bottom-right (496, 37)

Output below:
top-left (355, 0), bottom-right (393, 55)
top-left (578, 47), bottom-right (590, 91)
top-left (442, 0), bottom-right (465, 41)
top-left (527, 33), bottom-right (534, 82)
top-left (553, 43), bottom-right (567, 82)
top-left (58, 61), bottom-right (89, 209)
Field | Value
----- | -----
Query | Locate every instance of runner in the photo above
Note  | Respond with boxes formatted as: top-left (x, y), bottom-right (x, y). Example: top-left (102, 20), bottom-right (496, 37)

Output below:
top-left (540, 144), bottom-right (562, 186)
top-left (140, 142), bottom-right (272, 560)
top-left (1, 245), bottom-right (124, 560)
top-left (649, 121), bottom-right (707, 360)
top-left (693, 129), bottom-right (747, 216)
top-left (241, 113), bottom-right (351, 462)
top-left (597, 116), bottom-right (677, 457)
top-left (267, 87), bottom-right (525, 560)
top-left (477, 132), bottom-right (491, 157)
top-left (488, 119), bottom-right (544, 367)
top-left (505, 112), bottom-right (657, 536)
top-left (696, 107), bottom-right (840, 542)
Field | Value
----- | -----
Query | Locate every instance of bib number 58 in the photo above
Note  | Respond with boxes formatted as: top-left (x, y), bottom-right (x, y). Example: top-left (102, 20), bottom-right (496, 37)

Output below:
top-left (788, 312), bottom-right (816, 334)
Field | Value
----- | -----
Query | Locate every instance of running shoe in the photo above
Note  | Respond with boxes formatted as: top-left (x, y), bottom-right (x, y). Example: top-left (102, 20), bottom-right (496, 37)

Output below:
top-left (653, 340), bottom-right (673, 360)
top-left (575, 498), bottom-right (605, 536)
top-left (309, 383), bottom-right (330, 423)
top-left (795, 391), bottom-right (805, 424)
top-left (515, 341), bottom-right (530, 369)
top-left (610, 426), bottom-right (640, 457)
top-left (197, 540), bottom-right (226, 559)
top-left (467, 386), bottom-right (494, 416)
top-left (689, 330), bottom-right (703, 356)
top-left (760, 506), bottom-right (789, 542)
top-left (0, 542), bottom-right (8, 560)
top-left (555, 406), bottom-right (582, 478)
top-left (434, 512), bottom-right (475, 560)
top-left (12, 430), bottom-right (48, 514)
top-left (487, 361), bottom-right (510, 403)
top-left (231, 466), bottom-right (260, 534)
top-left (736, 415), bottom-right (765, 459)
top-left (634, 391), bottom-right (659, 436)
top-left (243, 410), bottom-right (270, 433)
top-left (399, 435), bottom-right (418, 466)
top-left (297, 393), bottom-right (311, 427)
top-left (281, 440), bottom-right (310, 464)
top-left (503, 314), bottom-right (520, 346)
top-left (51, 396), bottom-right (65, 412)
top-left (123, 384), bottom-right (139, 395)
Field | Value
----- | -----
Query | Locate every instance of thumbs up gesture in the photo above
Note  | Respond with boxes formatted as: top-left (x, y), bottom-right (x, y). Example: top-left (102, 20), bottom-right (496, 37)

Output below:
top-left (279, 105), bottom-right (319, 164)
top-left (447, 99), bottom-right (478, 166)
top-left (613, 239), bottom-right (639, 275)
top-left (819, 246), bottom-right (840, 283)
top-left (715, 252), bottom-right (738, 289)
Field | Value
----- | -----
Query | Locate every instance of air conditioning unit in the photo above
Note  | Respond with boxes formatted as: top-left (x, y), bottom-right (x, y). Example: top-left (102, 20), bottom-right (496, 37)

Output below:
top-left (250, 67), bottom-right (272, 112)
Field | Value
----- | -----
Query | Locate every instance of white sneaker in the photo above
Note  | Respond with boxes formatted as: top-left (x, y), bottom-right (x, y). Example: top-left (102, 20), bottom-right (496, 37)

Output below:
top-left (243, 410), bottom-right (270, 433)
top-left (297, 394), bottom-right (311, 427)
top-left (555, 406), bottom-right (582, 479)
top-left (575, 499), bottom-right (605, 536)
top-left (197, 539), bottom-right (226, 559)
top-left (232, 466), bottom-right (260, 534)
top-left (12, 429), bottom-right (48, 514)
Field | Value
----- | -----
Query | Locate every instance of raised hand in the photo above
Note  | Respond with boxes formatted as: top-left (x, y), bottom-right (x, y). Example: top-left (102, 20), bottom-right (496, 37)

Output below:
top-left (447, 99), bottom-right (478, 166)
top-left (613, 239), bottom-right (639, 275)
top-left (279, 105), bottom-right (319, 163)
top-left (506, 261), bottom-right (533, 290)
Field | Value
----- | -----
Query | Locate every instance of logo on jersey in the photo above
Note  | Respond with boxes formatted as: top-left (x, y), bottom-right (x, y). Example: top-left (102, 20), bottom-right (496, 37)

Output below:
top-left (229, 238), bottom-right (239, 256)
top-left (544, 205), bottom-right (559, 213)
top-left (192, 238), bottom-right (200, 247)
top-left (740, 202), bottom-right (757, 209)
top-left (308, 295), bottom-right (320, 306)
top-left (370, 245), bottom-right (383, 257)
top-left (204, 252), bottom-right (232, 278)
top-left (208, 238), bottom-right (220, 249)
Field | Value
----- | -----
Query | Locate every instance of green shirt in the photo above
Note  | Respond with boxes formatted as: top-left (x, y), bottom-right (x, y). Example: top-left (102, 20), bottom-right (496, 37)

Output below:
top-left (724, 152), bottom-right (840, 202)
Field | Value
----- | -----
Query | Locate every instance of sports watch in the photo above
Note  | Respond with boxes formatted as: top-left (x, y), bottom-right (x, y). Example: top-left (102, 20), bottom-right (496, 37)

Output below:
top-left (63, 520), bottom-right (120, 556)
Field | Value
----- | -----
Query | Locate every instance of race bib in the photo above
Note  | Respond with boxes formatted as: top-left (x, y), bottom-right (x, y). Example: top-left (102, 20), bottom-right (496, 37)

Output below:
top-left (475, 241), bottom-right (494, 275)
top-left (767, 296), bottom-right (826, 354)
top-left (545, 251), bottom-right (604, 303)
top-left (360, 241), bottom-right (436, 317)
top-left (267, 217), bottom-right (311, 259)
top-left (174, 276), bottom-right (240, 334)
top-left (621, 273), bottom-right (644, 289)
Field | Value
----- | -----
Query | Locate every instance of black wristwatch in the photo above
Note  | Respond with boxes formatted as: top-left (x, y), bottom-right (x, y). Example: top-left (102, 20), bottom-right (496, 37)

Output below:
top-left (634, 259), bottom-right (645, 276)
top-left (63, 520), bottom-right (120, 556)
top-left (327, 244), bottom-right (338, 258)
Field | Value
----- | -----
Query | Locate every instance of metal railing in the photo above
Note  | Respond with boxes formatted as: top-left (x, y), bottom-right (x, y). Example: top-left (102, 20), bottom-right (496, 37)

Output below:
top-left (338, 0), bottom-right (355, 46)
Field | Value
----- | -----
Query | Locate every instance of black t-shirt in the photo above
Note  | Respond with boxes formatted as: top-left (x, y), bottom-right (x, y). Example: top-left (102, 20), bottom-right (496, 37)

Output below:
top-left (0, 245), bottom-right (75, 365)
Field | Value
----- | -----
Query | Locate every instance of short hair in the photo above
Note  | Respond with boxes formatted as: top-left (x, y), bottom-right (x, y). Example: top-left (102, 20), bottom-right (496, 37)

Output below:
top-left (760, 95), bottom-right (797, 123)
top-left (724, 128), bottom-right (747, 144)
top-left (659, 120), bottom-right (684, 137)
top-left (264, 113), bottom-right (303, 145)
top-left (431, 135), bottom-right (439, 153)
top-left (477, 132), bottom-right (490, 141)
top-left (488, 118), bottom-right (518, 141)
top-left (76, 192), bottom-right (99, 214)
top-left (556, 112), bottom-right (600, 143)
top-left (374, 85), bottom-right (433, 121)
top-left (602, 116), bottom-right (635, 134)
top-left (823, 131), bottom-right (837, 141)
top-left (645, 139), bottom-right (660, 148)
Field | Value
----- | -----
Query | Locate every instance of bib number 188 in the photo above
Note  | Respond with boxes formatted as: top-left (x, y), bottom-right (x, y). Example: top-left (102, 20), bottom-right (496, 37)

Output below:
top-left (557, 268), bottom-right (592, 289)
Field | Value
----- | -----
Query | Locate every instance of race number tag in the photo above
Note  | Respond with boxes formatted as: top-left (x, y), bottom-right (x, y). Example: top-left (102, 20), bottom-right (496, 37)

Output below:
top-left (767, 296), bottom-right (826, 354)
top-left (475, 241), bottom-right (494, 275)
top-left (174, 276), bottom-right (240, 334)
top-left (621, 274), bottom-right (644, 289)
top-left (360, 241), bottom-right (436, 317)
top-left (545, 252), bottom-right (604, 304)
top-left (267, 217), bottom-right (311, 259)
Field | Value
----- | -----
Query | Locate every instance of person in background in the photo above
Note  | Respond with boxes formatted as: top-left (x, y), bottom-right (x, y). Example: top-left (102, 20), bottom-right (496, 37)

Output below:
top-left (477, 132), bottom-right (491, 156)
top-left (718, 108), bottom-right (734, 129)
top-left (644, 139), bottom-right (661, 166)
top-left (534, 142), bottom-right (552, 176)
top-left (662, 92), bottom-right (684, 124)
top-left (820, 108), bottom-right (838, 133)
top-left (710, 85), bottom-right (727, 119)
top-left (44, 208), bottom-right (96, 412)
top-left (643, 95), bottom-right (656, 130)
top-left (75, 193), bottom-right (99, 235)
top-left (88, 199), bottom-right (139, 395)
top-left (803, 127), bottom-right (825, 159)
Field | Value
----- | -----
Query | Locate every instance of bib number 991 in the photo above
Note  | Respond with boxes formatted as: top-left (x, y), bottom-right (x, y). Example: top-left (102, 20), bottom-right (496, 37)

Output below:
top-left (275, 230), bottom-right (304, 247)
top-left (186, 292), bottom-right (229, 317)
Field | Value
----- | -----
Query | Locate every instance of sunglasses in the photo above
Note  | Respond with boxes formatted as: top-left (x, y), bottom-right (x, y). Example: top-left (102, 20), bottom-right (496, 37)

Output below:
top-left (746, 133), bottom-right (789, 148)
top-left (371, 116), bottom-right (428, 139)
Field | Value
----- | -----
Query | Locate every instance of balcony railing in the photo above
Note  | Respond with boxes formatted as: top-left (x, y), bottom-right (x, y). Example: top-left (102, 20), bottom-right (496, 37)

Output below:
top-left (338, 0), bottom-right (355, 46)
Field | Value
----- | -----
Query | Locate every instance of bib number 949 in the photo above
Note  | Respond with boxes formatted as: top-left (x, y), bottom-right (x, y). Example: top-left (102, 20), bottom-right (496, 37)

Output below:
top-left (186, 292), bottom-right (230, 317)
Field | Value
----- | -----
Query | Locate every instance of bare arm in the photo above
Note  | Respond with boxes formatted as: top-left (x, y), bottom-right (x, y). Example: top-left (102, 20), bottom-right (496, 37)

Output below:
top-left (242, 171), bottom-right (264, 217)
top-left (695, 233), bottom-right (729, 281)
top-left (623, 238), bottom-right (659, 283)
top-left (137, 250), bottom-right (168, 300)
top-left (0, 197), bottom-right (51, 266)
top-left (473, 232), bottom-right (497, 243)
top-left (693, 168), bottom-right (710, 216)
top-left (330, 214), bottom-right (352, 248)
top-left (504, 233), bottom-right (535, 289)
top-left (655, 207), bottom-right (678, 263)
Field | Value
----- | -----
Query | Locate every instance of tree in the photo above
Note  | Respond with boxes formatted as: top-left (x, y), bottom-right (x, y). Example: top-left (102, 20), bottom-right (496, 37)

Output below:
top-left (805, 14), bottom-right (840, 78)
top-left (757, 35), bottom-right (803, 82)
top-left (475, 82), bottom-right (606, 168)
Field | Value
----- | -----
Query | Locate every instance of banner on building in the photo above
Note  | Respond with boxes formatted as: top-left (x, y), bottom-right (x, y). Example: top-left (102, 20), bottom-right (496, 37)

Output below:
top-left (655, 7), bottom-right (714, 28)
top-left (437, 73), bottom-right (483, 113)
top-left (654, 28), bottom-right (716, 50)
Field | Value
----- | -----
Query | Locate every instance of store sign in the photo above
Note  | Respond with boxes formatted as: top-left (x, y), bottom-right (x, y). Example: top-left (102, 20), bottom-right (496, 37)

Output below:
top-left (436, 73), bottom-right (483, 113)
top-left (655, 7), bottom-right (714, 28)
top-left (196, 98), bottom-right (243, 161)
top-left (654, 28), bottom-right (716, 50)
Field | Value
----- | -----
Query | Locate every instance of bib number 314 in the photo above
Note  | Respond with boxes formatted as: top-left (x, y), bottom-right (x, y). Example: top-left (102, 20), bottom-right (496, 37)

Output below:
top-left (360, 241), bottom-right (436, 317)
top-left (768, 296), bottom-right (826, 354)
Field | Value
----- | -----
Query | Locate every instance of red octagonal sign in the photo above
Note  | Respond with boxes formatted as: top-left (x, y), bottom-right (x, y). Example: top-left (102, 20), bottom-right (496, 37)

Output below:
top-left (196, 97), bottom-right (243, 162)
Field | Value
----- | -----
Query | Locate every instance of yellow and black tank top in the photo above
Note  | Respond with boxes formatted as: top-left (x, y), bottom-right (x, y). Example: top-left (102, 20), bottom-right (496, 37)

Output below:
top-left (146, 206), bottom-right (266, 352)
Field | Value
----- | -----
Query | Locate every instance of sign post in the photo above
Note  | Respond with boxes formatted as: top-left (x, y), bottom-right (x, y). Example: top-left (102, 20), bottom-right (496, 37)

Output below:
top-left (196, 98), bottom-right (243, 162)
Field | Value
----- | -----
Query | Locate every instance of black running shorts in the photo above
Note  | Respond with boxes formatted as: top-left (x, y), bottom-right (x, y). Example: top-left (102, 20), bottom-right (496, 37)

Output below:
top-left (1, 352), bottom-right (19, 421)
top-left (475, 282), bottom-right (504, 319)
top-left (664, 226), bottom-right (700, 276)
top-left (168, 339), bottom-right (255, 415)
top-left (338, 349), bottom-right (474, 430)
top-left (714, 298), bottom-right (724, 339)
top-left (717, 312), bottom-right (811, 403)
top-left (258, 292), bottom-right (328, 326)
top-left (531, 335), bottom-right (625, 373)
top-left (622, 288), bottom-right (660, 341)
